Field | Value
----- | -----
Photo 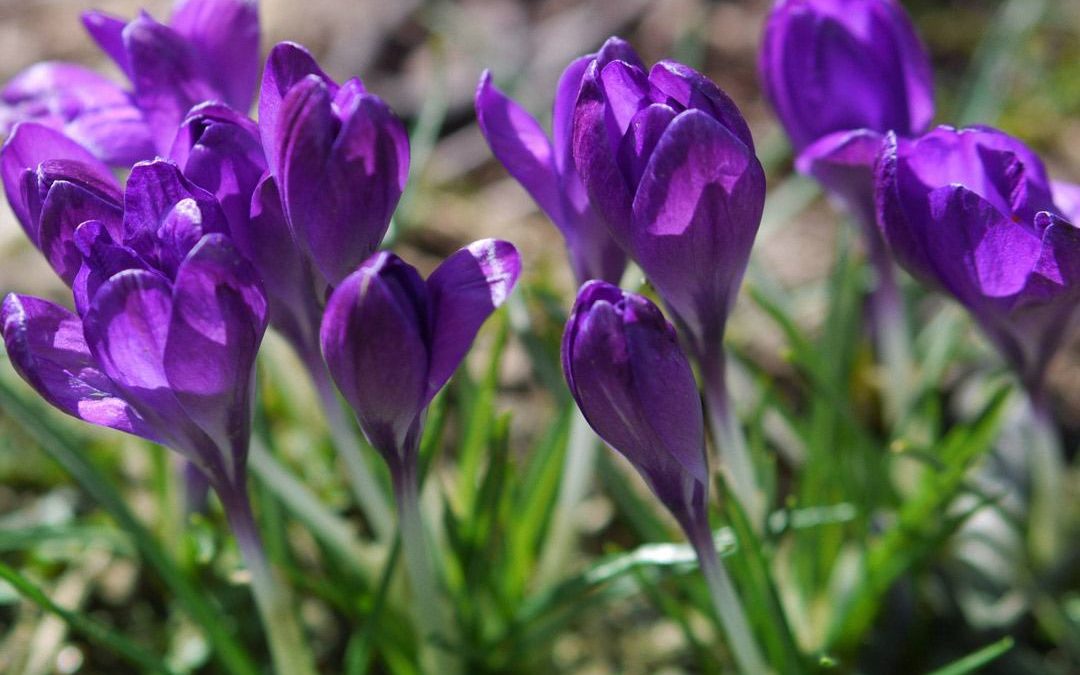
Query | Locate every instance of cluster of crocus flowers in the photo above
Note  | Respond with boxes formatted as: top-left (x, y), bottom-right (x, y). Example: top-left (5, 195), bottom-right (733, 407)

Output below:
top-left (760, 0), bottom-right (935, 417)
top-left (0, 0), bottom-right (259, 165)
top-left (569, 38), bottom-right (767, 519)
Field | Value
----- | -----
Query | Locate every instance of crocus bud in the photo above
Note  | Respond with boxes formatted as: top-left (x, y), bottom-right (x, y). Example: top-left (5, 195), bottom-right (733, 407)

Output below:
top-left (562, 281), bottom-right (708, 524)
top-left (571, 37), bottom-right (765, 360)
top-left (475, 66), bottom-right (625, 285)
top-left (875, 126), bottom-right (1080, 392)
top-left (321, 240), bottom-right (521, 473)
top-left (1, 0), bottom-right (260, 164)
top-left (259, 42), bottom-right (410, 287)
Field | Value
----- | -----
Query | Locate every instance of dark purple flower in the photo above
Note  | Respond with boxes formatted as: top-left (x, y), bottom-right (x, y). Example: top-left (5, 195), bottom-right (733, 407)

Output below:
top-left (1, 0), bottom-right (259, 165)
top-left (475, 67), bottom-right (625, 285)
top-left (760, 0), bottom-right (934, 156)
top-left (321, 239), bottom-right (521, 474)
top-left (561, 280), bottom-right (708, 527)
top-left (876, 126), bottom-right (1080, 391)
top-left (2, 225), bottom-right (267, 495)
top-left (259, 42), bottom-right (410, 288)
top-left (571, 37), bottom-right (765, 362)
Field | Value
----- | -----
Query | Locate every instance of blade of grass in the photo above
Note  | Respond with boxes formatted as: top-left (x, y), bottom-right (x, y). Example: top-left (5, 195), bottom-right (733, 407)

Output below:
top-left (0, 560), bottom-right (174, 674)
top-left (926, 636), bottom-right (1015, 675)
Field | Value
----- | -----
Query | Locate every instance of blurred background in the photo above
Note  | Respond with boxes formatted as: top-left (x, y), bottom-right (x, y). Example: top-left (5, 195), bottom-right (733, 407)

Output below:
top-left (0, 1), bottom-right (1078, 673)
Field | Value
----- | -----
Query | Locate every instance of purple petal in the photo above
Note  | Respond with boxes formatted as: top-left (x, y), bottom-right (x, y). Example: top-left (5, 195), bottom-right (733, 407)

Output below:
top-left (169, 102), bottom-right (266, 236)
top-left (551, 55), bottom-right (592, 173)
top-left (475, 72), bottom-right (562, 226)
top-left (240, 175), bottom-right (322, 356)
top-left (81, 11), bottom-right (132, 79)
top-left (259, 42), bottom-right (338, 175)
top-left (425, 239), bottom-right (521, 402)
top-left (795, 128), bottom-right (885, 221)
top-left (0, 122), bottom-right (112, 242)
top-left (278, 79), bottom-right (409, 284)
top-left (320, 253), bottom-right (430, 455)
top-left (123, 160), bottom-right (229, 278)
top-left (594, 37), bottom-right (645, 71)
top-left (72, 221), bottom-right (154, 316)
top-left (170, 0), bottom-right (260, 112)
top-left (163, 233), bottom-right (267, 465)
top-left (597, 60), bottom-right (651, 136)
top-left (123, 14), bottom-right (217, 152)
top-left (38, 175), bottom-right (125, 284)
top-left (630, 110), bottom-right (765, 348)
top-left (648, 61), bottom-right (755, 152)
top-left (1, 293), bottom-right (157, 441)
top-left (616, 103), bottom-right (677, 192)
top-left (572, 63), bottom-right (634, 241)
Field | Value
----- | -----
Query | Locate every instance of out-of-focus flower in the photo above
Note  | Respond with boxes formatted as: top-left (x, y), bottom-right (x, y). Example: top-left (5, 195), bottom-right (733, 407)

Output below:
top-left (321, 239), bottom-right (521, 474)
top-left (0, 0), bottom-right (259, 165)
top-left (760, 0), bottom-right (934, 199)
top-left (571, 37), bottom-right (765, 363)
top-left (1, 159), bottom-right (267, 495)
top-left (876, 126), bottom-right (1080, 391)
top-left (561, 281), bottom-right (708, 524)
top-left (258, 42), bottom-right (410, 289)
top-left (475, 67), bottom-right (625, 285)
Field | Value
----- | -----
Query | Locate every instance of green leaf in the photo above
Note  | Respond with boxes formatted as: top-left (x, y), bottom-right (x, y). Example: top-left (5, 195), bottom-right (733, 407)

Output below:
top-left (926, 637), bottom-right (1015, 675)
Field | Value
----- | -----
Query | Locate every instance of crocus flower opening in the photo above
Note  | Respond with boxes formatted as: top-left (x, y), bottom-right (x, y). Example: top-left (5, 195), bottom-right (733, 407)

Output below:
top-left (876, 126), bottom-right (1080, 394)
top-left (321, 239), bottom-right (522, 481)
top-left (0, 159), bottom-right (268, 498)
top-left (0, 0), bottom-right (260, 165)
top-left (760, 0), bottom-right (934, 202)
top-left (259, 42), bottom-right (411, 289)
top-left (570, 37), bottom-right (765, 365)
top-left (561, 281), bottom-right (709, 529)
top-left (475, 66), bottom-right (626, 285)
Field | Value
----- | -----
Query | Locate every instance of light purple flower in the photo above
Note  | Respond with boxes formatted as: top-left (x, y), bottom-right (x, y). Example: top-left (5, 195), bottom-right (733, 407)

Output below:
top-left (475, 66), bottom-right (625, 285)
top-left (258, 42), bottom-right (410, 288)
top-left (562, 281), bottom-right (708, 528)
top-left (321, 239), bottom-right (521, 476)
top-left (876, 126), bottom-right (1080, 391)
top-left (1, 0), bottom-right (259, 165)
top-left (571, 37), bottom-right (765, 362)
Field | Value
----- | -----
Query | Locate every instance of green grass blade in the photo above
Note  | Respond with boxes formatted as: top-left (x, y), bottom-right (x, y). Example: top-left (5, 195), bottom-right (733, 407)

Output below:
top-left (0, 560), bottom-right (174, 674)
top-left (926, 637), bottom-right (1015, 675)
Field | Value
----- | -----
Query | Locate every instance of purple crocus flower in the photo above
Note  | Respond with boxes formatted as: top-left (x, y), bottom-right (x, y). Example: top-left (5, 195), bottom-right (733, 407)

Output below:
top-left (321, 239), bottom-right (521, 482)
top-left (258, 42), bottom-right (410, 288)
top-left (562, 281), bottom-right (708, 526)
top-left (475, 66), bottom-right (625, 285)
top-left (1, 159), bottom-right (267, 499)
top-left (570, 38), bottom-right (765, 369)
top-left (876, 126), bottom-right (1080, 394)
top-left (560, 280), bottom-right (767, 674)
top-left (0, 0), bottom-right (259, 165)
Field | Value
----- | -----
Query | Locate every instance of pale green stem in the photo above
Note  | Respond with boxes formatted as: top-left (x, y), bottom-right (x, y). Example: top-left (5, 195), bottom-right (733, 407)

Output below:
top-left (701, 354), bottom-right (765, 530)
top-left (1026, 397), bottom-right (1065, 567)
top-left (535, 408), bottom-right (597, 585)
top-left (688, 518), bottom-right (771, 675)
top-left (393, 467), bottom-right (459, 675)
top-left (307, 360), bottom-right (394, 541)
top-left (223, 486), bottom-right (318, 675)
